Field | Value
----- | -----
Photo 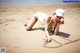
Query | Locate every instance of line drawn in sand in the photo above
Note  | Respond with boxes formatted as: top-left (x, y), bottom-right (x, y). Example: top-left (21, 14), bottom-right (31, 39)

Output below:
top-left (42, 37), bottom-right (80, 48)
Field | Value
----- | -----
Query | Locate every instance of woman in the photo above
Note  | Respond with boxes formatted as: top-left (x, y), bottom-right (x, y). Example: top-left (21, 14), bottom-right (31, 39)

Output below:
top-left (25, 8), bottom-right (64, 42)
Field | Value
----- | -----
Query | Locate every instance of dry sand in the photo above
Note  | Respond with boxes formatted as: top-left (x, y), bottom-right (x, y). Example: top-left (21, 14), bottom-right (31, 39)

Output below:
top-left (0, 3), bottom-right (80, 53)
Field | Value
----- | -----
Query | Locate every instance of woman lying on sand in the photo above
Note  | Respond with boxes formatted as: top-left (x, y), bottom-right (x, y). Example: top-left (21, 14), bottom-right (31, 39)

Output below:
top-left (24, 8), bottom-right (64, 42)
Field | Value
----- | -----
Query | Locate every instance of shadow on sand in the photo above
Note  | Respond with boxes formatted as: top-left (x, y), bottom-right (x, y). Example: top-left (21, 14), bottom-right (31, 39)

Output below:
top-left (31, 27), bottom-right (70, 38)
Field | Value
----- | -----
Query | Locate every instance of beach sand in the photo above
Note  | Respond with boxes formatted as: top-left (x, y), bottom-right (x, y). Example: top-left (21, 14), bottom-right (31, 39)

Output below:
top-left (0, 3), bottom-right (80, 53)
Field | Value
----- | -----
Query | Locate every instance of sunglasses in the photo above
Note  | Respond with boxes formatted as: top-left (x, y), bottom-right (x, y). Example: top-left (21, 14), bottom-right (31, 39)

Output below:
top-left (57, 16), bottom-right (63, 19)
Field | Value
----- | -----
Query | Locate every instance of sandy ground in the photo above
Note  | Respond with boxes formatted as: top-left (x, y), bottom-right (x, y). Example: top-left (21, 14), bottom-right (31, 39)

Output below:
top-left (0, 3), bottom-right (80, 53)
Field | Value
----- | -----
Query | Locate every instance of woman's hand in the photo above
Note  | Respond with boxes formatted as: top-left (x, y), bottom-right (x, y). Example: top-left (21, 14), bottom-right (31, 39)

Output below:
top-left (60, 18), bottom-right (64, 24)
top-left (42, 36), bottom-right (53, 43)
top-left (47, 36), bottom-right (53, 42)
top-left (43, 36), bottom-right (52, 42)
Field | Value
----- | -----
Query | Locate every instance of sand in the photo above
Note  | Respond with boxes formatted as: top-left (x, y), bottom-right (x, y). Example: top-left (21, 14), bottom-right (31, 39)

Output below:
top-left (0, 3), bottom-right (80, 53)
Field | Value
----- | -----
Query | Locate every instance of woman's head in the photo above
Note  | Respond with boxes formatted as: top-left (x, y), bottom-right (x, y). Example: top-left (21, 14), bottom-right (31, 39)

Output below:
top-left (54, 8), bottom-right (64, 21)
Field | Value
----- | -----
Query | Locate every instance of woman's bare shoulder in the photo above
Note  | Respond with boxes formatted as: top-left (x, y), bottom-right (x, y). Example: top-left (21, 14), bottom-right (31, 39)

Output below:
top-left (44, 15), bottom-right (52, 22)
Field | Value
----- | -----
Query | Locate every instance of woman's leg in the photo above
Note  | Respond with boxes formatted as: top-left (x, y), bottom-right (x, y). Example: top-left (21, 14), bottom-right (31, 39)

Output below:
top-left (54, 23), bottom-right (60, 35)
top-left (26, 16), bottom-right (38, 31)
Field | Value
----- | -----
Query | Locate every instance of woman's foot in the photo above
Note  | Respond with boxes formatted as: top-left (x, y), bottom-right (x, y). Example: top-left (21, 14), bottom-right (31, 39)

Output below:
top-left (24, 24), bottom-right (27, 26)
top-left (24, 24), bottom-right (32, 31)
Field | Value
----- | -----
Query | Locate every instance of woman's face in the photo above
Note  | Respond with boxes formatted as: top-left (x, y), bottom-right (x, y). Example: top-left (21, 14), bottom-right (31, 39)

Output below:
top-left (56, 16), bottom-right (63, 21)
